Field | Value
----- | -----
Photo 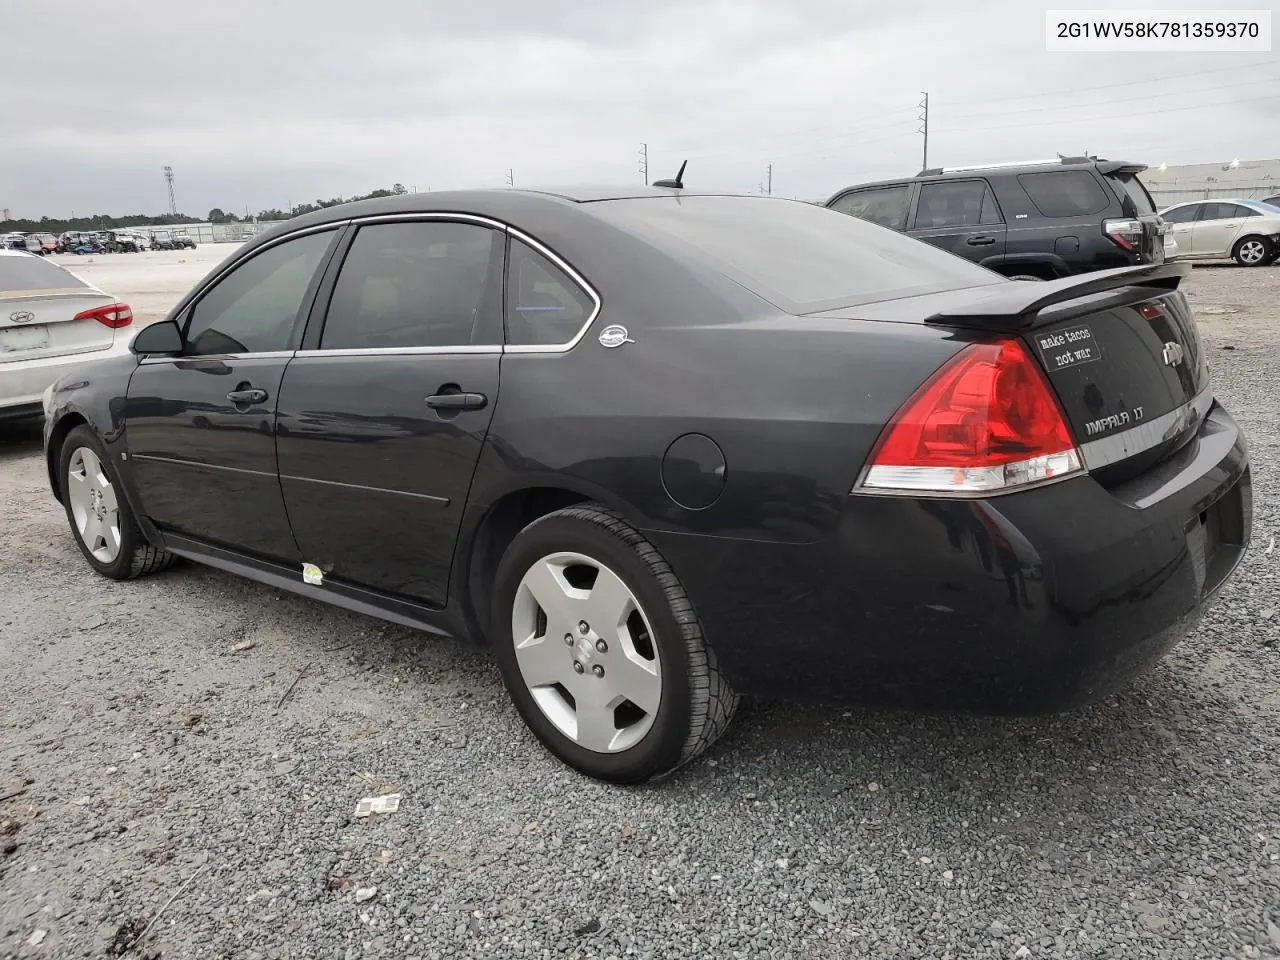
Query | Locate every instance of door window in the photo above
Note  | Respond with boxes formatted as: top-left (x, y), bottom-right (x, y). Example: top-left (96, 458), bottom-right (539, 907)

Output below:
top-left (1161, 205), bottom-right (1200, 224)
top-left (320, 221), bottom-right (500, 350)
top-left (505, 239), bottom-right (596, 346)
top-left (1198, 202), bottom-right (1249, 221)
top-left (184, 230), bottom-right (334, 356)
top-left (828, 184), bottom-right (912, 230)
top-left (915, 180), bottom-right (999, 228)
top-left (1016, 171), bottom-right (1111, 217)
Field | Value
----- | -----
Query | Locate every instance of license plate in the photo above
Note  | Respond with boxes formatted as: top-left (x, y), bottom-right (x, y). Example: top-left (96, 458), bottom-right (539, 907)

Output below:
top-left (0, 325), bottom-right (50, 353)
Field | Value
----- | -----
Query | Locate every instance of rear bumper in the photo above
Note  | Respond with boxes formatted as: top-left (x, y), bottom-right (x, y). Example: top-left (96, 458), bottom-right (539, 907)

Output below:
top-left (648, 402), bottom-right (1251, 713)
top-left (0, 337), bottom-right (129, 411)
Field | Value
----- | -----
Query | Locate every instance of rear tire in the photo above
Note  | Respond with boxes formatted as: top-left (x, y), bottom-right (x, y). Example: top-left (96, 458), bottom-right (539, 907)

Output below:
top-left (59, 426), bottom-right (174, 581)
top-left (491, 503), bottom-right (738, 783)
top-left (1232, 235), bottom-right (1272, 267)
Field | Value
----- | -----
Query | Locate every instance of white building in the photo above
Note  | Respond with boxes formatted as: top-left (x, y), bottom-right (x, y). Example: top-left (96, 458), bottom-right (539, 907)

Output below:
top-left (1142, 157), bottom-right (1280, 208)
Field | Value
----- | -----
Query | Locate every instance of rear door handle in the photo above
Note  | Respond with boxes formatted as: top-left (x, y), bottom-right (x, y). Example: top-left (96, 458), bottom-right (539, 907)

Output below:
top-left (966, 236), bottom-right (996, 246)
top-left (425, 392), bottom-right (487, 411)
top-left (226, 388), bottom-right (269, 404)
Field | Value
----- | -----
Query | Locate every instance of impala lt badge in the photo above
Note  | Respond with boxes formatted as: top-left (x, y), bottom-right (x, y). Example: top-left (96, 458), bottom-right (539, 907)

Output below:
top-left (1162, 342), bottom-right (1185, 367)
top-left (9, 310), bottom-right (34, 324)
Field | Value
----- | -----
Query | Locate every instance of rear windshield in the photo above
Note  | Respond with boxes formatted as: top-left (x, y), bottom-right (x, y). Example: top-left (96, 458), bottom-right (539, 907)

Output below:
top-left (590, 196), bottom-right (1004, 314)
top-left (0, 255), bottom-right (89, 293)
top-left (1108, 173), bottom-right (1157, 216)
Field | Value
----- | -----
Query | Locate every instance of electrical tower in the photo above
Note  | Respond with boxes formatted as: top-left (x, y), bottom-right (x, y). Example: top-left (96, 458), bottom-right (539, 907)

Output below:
top-left (163, 166), bottom-right (177, 216)
top-left (917, 93), bottom-right (929, 172)
top-left (504, 168), bottom-right (514, 187)
top-left (766, 163), bottom-right (773, 196)
top-left (638, 143), bottom-right (649, 185)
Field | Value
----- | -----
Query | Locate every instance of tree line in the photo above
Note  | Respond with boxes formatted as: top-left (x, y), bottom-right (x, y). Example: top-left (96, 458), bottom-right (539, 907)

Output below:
top-left (1, 184), bottom-right (410, 234)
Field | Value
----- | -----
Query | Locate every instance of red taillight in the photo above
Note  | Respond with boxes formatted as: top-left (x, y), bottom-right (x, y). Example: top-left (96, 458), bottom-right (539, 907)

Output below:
top-left (74, 302), bottom-right (133, 329)
top-left (1103, 217), bottom-right (1142, 252)
top-left (859, 339), bottom-right (1082, 495)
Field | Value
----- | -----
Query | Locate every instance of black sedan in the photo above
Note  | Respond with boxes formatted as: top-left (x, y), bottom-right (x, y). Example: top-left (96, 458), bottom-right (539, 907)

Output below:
top-left (42, 186), bottom-right (1251, 783)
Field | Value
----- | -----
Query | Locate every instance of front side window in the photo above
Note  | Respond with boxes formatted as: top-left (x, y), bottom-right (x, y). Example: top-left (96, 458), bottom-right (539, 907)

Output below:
top-left (505, 239), bottom-right (595, 346)
top-left (184, 230), bottom-right (333, 356)
top-left (321, 221), bottom-right (499, 350)
top-left (1161, 205), bottom-right (1199, 224)
top-left (1017, 171), bottom-right (1111, 218)
top-left (828, 184), bottom-right (912, 230)
top-left (915, 180), bottom-right (993, 229)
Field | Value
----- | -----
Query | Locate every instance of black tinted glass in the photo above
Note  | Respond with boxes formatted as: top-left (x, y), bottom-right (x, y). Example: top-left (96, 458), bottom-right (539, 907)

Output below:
top-left (1108, 173), bottom-right (1156, 215)
top-left (594, 196), bottom-right (1003, 314)
top-left (1017, 171), bottom-right (1111, 217)
top-left (916, 180), bottom-right (988, 228)
top-left (828, 185), bottom-right (911, 230)
top-left (1161, 205), bottom-right (1199, 224)
top-left (322, 222), bottom-right (499, 350)
top-left (185, 230), bottom-right (332, 356)
top-left (0, 254), bottom-right (89, 292)
top-left (505, 240), bottom-right (595, 346)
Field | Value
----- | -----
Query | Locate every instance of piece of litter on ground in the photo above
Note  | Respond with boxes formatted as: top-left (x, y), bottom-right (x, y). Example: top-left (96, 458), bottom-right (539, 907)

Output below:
top-left (355, 886), bottom-right (378, 903)
top-left (1267, 537), bottom-right (1275, 556)
top-left (232, 641), bottom-right (255, 653)
top-left (354, 793), bottom-right (401, 818)
top-left (867, 782), bottom-right (880, 792)
top-left (26, 929), bottom-right (47, 947)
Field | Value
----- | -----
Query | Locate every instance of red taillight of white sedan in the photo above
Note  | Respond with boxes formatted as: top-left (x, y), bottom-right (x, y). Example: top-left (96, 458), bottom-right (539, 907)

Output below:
top-left (73, 303), bottom-right (133, 329)
top-left (858, 338), bottom-right (1083, 495)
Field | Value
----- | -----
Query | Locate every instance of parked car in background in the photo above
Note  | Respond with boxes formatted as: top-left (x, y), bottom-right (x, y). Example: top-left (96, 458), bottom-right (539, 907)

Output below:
top-left (36, 234), bottom-right (58, 255)
top-left (1, 250), bottom-right (133, 424)
top-left (105, 231), bottom-right (144, 253)
top-left (150, 230), bottom-right (175, 251)
top-left (171, 231), bottom-right (196, 250)
top-left (41, 187), bottom-right (1249, 782)
top-left (1159, 199), bottom-right (1280, 267)
top-left (826, 157), bottom-right (1167, 280)
top-left (2, 233), bottom-right (29, 252)
top-left (1262, 195), bottom-right (1280, 208)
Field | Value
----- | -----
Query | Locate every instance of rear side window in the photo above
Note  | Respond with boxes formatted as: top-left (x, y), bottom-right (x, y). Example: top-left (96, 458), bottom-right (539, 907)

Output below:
top-left (505, 239), bottom-right (596, 346)
top-left (1198, 202), bottom-right (1252, 221)
top-left (1108, 173), bottom-right (1156, 215)
top-left (1016, 171), bottom-right (1111, 218)
top-left (0, 255), bottom-right (89, 293)
top-left (322, 221), bottom-right (500, 350)
top-left (1161, 205), bottom-right (1199, 224)
top-left (593, 196), bottom-right (1004, 314)
top-left (828, 184), bottom-right (912, 230)
top-left (914, 180), bottom-right (1002, 228)
top-left (185, 230), bottom-right (333, 356)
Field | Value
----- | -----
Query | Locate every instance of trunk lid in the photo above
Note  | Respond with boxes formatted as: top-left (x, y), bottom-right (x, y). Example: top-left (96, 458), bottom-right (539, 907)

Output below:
top-left (0, 255), bottom-right (118, 363)
top-left (1102, 166), bottom-right (1167, 264)
top-left (815, 262), bottom-right (1207, 484)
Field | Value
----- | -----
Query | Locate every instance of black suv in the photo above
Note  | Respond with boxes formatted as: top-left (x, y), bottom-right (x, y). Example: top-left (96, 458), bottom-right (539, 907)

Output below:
top-left (825, 157), bottom-right (1167, 280)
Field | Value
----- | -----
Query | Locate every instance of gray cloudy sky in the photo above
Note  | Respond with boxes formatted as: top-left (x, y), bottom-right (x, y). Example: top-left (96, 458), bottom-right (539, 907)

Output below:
top-left (3, 0), bottom-right (1277, 218)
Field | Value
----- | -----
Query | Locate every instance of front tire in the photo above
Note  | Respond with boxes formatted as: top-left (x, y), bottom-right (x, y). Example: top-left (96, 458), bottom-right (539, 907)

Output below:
top-left (1233, 235), bottom-right (1272, 267)
top-left (491, 504), bottom-right (738, 783)
top-left (59, 426), bottom-right (174, 580)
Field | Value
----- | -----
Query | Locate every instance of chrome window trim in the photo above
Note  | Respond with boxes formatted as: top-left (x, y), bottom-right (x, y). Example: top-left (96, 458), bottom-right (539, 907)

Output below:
top-left (198, 221), bottom-right (350, 293)
top-left (293, 346), bottom-right (501, 358)
top-left (1078, 386), bottom-right (1213, 471)
top-left (503, 225), bottom-right (602, 354)
top-left (138, 350), bottom-right (296, 365)
top-left (348, 211), bottom-right (507, 231)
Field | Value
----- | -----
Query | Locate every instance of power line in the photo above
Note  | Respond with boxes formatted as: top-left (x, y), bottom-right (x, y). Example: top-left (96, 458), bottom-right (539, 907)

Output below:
top-left (933, 92), bottom-right (1280, 135)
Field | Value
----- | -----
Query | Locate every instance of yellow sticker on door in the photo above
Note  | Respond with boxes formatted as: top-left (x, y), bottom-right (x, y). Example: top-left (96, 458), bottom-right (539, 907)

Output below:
top-left (302, 563), bottom-right (324, 586)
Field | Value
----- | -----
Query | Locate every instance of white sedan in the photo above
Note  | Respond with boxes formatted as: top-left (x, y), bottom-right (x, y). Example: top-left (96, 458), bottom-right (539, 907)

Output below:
top-left (1159, 198), bottom-right (1280, 267)
top-left (0, 250), bottom-right (134, 424)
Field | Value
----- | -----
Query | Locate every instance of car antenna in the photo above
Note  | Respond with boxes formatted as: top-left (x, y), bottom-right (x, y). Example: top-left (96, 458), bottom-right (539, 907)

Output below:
top-left (653, 160), bottom-right (687, 189)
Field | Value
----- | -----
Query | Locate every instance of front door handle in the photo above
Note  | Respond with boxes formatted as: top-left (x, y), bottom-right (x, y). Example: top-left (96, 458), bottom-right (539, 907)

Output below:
top-left (227, 388), bottom-right (269, 404)
top-left (966, 236), bottom-right (996, 246)
top-left (425, 391), bottom-right (487, 412)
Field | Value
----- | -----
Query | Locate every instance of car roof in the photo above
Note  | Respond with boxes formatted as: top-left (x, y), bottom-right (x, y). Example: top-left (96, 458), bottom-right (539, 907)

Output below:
top-left (826, 159), bottom-right (1145, 200)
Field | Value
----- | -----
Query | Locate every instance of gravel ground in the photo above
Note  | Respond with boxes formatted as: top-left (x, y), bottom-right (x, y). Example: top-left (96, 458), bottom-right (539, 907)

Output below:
top-left (2, 264), bottom-right (1279, 960)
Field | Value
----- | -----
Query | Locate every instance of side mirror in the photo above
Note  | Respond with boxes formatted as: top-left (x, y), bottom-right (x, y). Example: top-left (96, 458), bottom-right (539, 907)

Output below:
top-left (130, 319), bottom-right (184, 356)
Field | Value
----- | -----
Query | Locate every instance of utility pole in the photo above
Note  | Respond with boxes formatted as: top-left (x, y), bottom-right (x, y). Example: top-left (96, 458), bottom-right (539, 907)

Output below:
top-left (638, 142), bottom-right (649, 185)
top-left (505, 169), bottom-right (514, 187)
top-left (766, 163), bottom-right (773, 197)
top-left (917, 92), bottom-right (929, 172)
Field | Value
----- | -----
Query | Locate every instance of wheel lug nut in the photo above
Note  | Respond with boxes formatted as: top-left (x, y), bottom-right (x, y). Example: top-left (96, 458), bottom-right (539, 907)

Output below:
top-left (572, 661), bottom-right (585, 674)
top-left (595, 640), bottom-right (608, 653)
top-left (563, 634), bottom-right (574, 646)
top-left (578, 621), bottom-right (590, 634)
top-left (592, 665), bottom-right (605, 678)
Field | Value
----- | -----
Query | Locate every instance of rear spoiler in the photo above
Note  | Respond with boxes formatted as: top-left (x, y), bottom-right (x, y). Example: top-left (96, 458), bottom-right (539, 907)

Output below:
top-left (923, 261), bottom-right (1190, 331)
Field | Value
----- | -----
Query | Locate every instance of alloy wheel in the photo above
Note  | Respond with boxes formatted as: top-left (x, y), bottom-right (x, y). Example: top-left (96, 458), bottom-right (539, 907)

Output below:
top-left (511, 552), bottom-right (662, 753)
top-left (66, 447), bottom-right (122, 563)
top-left (1239, 239), bottom-right (1267, 265)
